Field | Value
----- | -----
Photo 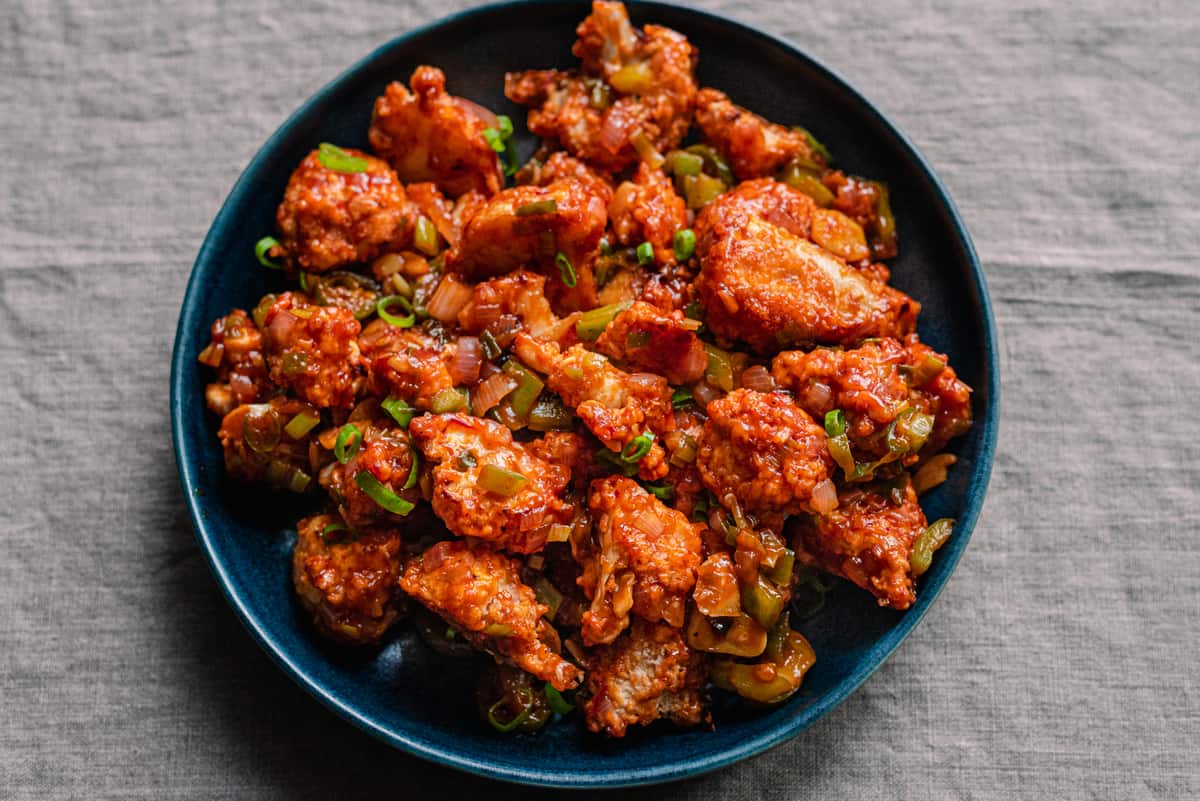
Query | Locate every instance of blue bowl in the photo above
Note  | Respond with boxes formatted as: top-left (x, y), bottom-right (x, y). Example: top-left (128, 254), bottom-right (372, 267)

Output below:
top-left (170, 0), bottom-right (998, 788)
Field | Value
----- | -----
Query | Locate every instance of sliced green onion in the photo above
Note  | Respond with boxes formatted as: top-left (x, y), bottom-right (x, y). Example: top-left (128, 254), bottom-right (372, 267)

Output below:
top-left (414, 215), bottom-right (439, 256)
top-left (480, 330), bottom-right (502, 359)
top-left (487, 696), bottom-right (533, 734)
top-left (544, 683), bottom-right (575, 715)
top-left (824, 409), bottom-right (847, 438)
top-left (910, 518), bottom-right (954, 576)
top-left (297, 272), bottom-right (311, 293)
top-left (287, 468), bottom-right (312, 493)
top-left (501, 360), bottom-right (544, 418)
top-left (671, 388), bottom-right (693, 408)
top-left (251, 294), bottom-right (277, 329)
top-left (483, 128), bottom-right (505, 153)
top-left (636, 241), bottom-right (655, 266)
top-left (334, 424), bottom-right (362, 464)
top-left (673, 228), bottom-right (696, 262)
top-left (381, 396), bottom-right (415, 427)
top-left (575, 299), bottom-right (633, 341)
top-left (765, 549), bottom-right (795, 585)
top-left (684, 300), bottom-right (703, 321)
top-left (376, 294), bottom-right (415, 327)
top-left (643, 481), bottom-right (674, 503)
top-left (402, 448), bottom-right (420, 490)
top-left (823, 409), bottom-right (857, 477)
top-left (555, 251), bottom-right (577, 288)
top-left (254, 236), bottom-right (282, 269)
top-left (354, 470), bottom-right (415, 515)
top-left (792, 125), bottom-right (832, 163)
top-left (901, 354), bottom-right (946, 387)
top-left (527, 395), bottom-right (574, 432)
top-left (599, 237), bottom-right (613, 255)
top-left (704, 344), bottom-right (735, 391)
top-left (515, 198), bottom-right (558, 216)
top-left (478, 464), bottom-right (528, 497)
top-left (430, 387), bottom-right (469, 414)
top-left (596, 447), bottom-right (640, 477)
top-left (886, 408), bottom-right (935, 454)
top-left (316, 142), bottom-right (368, 174)
top-left (741, 574), bottom-right (787, 629)
top-left (620, 432), bottom-right (654, 463)
top-left (534, 577), bottom-right (563, 620)
top-left (668, 432), bottom-right (698, 466)
top-left (320, 521), bottom-right (350, 542)
top-left (283, 409), bottom-right (321, 439)
top-left (483, 115), bottom-right (519, 177)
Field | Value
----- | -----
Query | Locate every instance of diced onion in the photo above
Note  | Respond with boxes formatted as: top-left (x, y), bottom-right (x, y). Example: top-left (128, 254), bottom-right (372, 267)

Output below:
top-left (449, 337), bottom-right (483, 385)
top-left (740, 365), bottom-right (775, 393)
top-left (545, 524), bottom-right (572, 543)
top-left (427, 275), bottom-right (473, 322)
top-left (811, 478), bottom-right (838, 516)
top-left (472, 371), bottom-right (520, 416)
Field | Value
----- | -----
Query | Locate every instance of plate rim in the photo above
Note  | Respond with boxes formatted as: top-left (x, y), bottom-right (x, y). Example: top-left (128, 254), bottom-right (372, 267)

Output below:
top-left (170, 0), bottom-right (1000, 787)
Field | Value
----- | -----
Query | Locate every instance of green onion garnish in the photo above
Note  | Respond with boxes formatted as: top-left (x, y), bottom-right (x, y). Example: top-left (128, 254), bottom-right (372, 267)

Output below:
top-left (354, 470), bottom-right (415, 515)
top-left (334, 424), bottom-right (362, 464)
top-left (501, 360), bottom-right (544, 418)
top-left (643, 481), bottom-right (674, 503)
top-left (599, 237), bottom-right (613, 255)
top-left (671, 388), bottom-right (693, 408)
top-left (792, 125), bottom-right (832, 162)
top-left (298, 271), bottom-right (311, 293)
top-left (381, 397), bottom-right (415, 427)
top-left (487, 696), bottom-right (533, 734)
top-left (283, 409), bottom-right (321, 439)
top-left (478, 464), bottom-right (528, 497)
top-left (636, 241), bottom-right (654, 266)
top-left (595, 447), bottom-right (640, 477)
top-left (403, 448), bottom-right (420, 490)
top-left (555, 251), bottom-right (577, 288)
top-left (414, 215), bottom-right (439, 256)
top-left (483, 128), bottom-right (505, 153)
top-left (910, 518), bottom-right (954, 576)
top-left (483, 115), bottom-right (519, 177)
top-left (824, 409), bottom-right (847, 438)
top-left (316, 142), bottom-right (368, 173)
top-left (515, 199), bottom-right (558, 216)
top-left (376, 294), bottom-right (415, 327)
top-left (620, 432), bottom-right (654, 463)
top-left (430, 387), bottom-right (468, 414)
top-left (320, 521), bottom-right (350, 542)
top-left (673, 228), bottom-right (696, 262)
top-left (254, 236), bottom-right (282, 269)
top-left (544, 683), bottom-right (575, 715)
top-left (576, 299), bottom-right (633, 341)
top-left (480, 330), bottom-right (502, 360)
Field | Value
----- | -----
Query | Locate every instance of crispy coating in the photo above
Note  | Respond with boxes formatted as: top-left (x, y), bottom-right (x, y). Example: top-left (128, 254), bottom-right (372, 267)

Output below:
top-left (582, 618), bottom-right (708, 737)
top-left (217, 396), bottom-right (318, 488)
top-left (608, 162), bottom-right (688, 264)
top-left (275, 148), bottom-right (409, 274)
top-left (358, 320), bottom-right (455, 410)
top-left (505, 2), bottom-right (697, 172)
top-left (293, 514), bottom-right (404, 644)
top-left (694, 177), bottom-right (815, 254)
top-left (594, 300), bottom-right (706, 384)
top-left (201, 308), bottom-right (269, 417)
top-left (577, 477), bottom-right (702, 645)
top-left (456, 270), bottom-right (561, 342)
top-left (368, 66), bottom-right (503, 197)
top-left (547, 345), bottom-right (674, 480)
top-left (322, 420), bottom-right (421, 529)
top-left (400, 540), bottom-right (584, 690)
top-left (789, 484), bottom-right (927, 609)
top-left (696, 215), bottom-right (918, 353)
top-left (409, 414), bottom-right (574, 553)
top-left (522, 151), bottom-right (614, 205)
top-left (694, 87), bottom-right (827, 181)
top-left (445, 179), bottom-right (607, 312)
top-left (772, 336), bottom-right (972, 457)
top-left (262, 292), bottom-right (362, 409)
top-left (697, 389), bottom-right (833, 518)
top-left (527, 431), bottom-right (596, 493)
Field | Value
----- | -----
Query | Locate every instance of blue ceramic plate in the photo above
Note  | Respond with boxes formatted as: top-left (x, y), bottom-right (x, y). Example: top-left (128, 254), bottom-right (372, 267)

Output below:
top-left (171, 0), bottom-right (998, 788)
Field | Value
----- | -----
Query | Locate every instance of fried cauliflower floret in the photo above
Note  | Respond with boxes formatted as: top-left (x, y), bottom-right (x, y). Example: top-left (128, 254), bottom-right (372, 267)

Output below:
top-left (274, 148), bottom-right (409, 274)
top-left (408, 414), bottom-right (574, 553)
top-left (217, 396), bottom-right (319, 490)
top-left (694, 87), bottom-right (828, 181)
top-left (456, 270), bottom-right (562, 341)
top-left (321, 420), bottom-right (421, 529)
top-left (789, 484), bottom-right (927, 610)
top-left (608, 162), bottom-right (687, 264)
top-left (527, 431), bottom-right (596, 493)
top-left (697, 389), bottom-right (833, 518)
top-left (445, 179), bottom-right (607, 313)
top-left (696, 215), bottom-right (918, 353)
top-left (505, 1), bottom-right (697, 172)
top-left (261, 292), bottom-right (362, 409)
top-left (400, 540), bottom-right (584, 690)
top-left (582, 618), bottom-right (708, 737)
top-left (593, 300), bottom-right (706, 384)
top-left (358, 320), bottom-right (455, 410)
top-left (694, 177), bottom-right (816, 253)
top-left (368, 65), bottom-right (503, 197)
top-left (772, 336), bottom-right (972, 458)
top-left (200, 308), bottom-right (269, 417)
top-left (576, 477), bottom-right (702, 645)
top-left (406, 181), bottom-right (485, 252)
top-left (292, 513), bottom-right (403, 644)
top-left (546, 345), bottom-right (674, 480)
top-left (521, 151), bottom-right (615, 205)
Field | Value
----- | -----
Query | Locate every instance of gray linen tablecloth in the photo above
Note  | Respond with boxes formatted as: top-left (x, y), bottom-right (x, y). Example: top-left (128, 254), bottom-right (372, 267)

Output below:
top-left (2, 0), bottom-right (1197, 798)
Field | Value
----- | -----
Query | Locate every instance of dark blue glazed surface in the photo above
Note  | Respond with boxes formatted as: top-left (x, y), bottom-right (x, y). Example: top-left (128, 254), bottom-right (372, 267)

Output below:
top-left (170, 0), bottom-right (998, 787)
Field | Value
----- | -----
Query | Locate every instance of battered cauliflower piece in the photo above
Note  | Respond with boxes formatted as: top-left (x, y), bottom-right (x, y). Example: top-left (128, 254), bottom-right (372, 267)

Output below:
top-left (694, 177), bottom-right (816, 253)
top-left (521, 151), bottom-right (614, 205)
top-left (576, 476), bottom-right (703, 645)
top-left (694, 87), bottom-right (828, 181)
top-left (593, 300), bottom-right (706, 384)
top-left (456, 270), bottom-right (562, 342)
top-left (274, 148), bottom-right (409, 274)
top-left (261, 292), bottom-right (362, 409)
top-left (789, 483), bottom-right (928, 610)
top-left (217, 396), bottom-right (319, 490)
top-left (546, 345), bottom-right (674, 480)
top-left (200, 308), bottom-right (269, 417)
top-left (772, 336), bottom-right (972, 458)
top-left (582, 618), bottom-right (708, 737)
top-left (608, 162), bottom-right (687, 264)
top-left (406, 181), bottom-right (484, 251)
top-left (321, 420), bottom-right (421, 529)
top-left (697, 389), bottom-right (834, 518)
top-left (696, 215), bottom-right (918, 353)
top-left (408, 414), bottom-right (574, 553)
top-left (292, 514), bottom-right (404, 644)
top-left (368, 65), bottom-right (504, 197)
top-left (358, 320), bottom-right (455, 410)
top-left (445, 179), bottom-right (607, 312)
top-left (400, 540), bottom-right (584, 690)
top-left (505, 1), bottom-right (697, 172)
